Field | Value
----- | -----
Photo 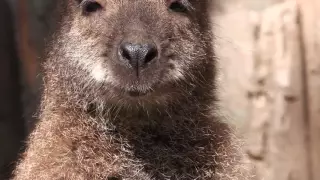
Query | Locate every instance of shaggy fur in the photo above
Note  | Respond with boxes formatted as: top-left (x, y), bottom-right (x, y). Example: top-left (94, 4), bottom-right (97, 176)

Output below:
top-left (14, 0), bottom-right (252, 179)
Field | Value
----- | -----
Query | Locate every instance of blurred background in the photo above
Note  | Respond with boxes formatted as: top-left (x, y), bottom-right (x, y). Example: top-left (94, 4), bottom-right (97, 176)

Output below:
top-left (0, 0), bottom-right (319, 180)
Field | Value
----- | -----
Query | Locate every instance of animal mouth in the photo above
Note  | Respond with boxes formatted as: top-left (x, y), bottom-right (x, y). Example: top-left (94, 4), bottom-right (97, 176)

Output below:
top-left (127, 89), bottom-right (154, 97)
top-left (127, 90), bottom-right (148, 97)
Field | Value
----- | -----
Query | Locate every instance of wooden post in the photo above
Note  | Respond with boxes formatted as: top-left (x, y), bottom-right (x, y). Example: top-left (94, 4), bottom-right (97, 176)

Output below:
top-left (295, 0), bottom-right (320, 179)
top-left (246, 1), bottom-right (311, 180)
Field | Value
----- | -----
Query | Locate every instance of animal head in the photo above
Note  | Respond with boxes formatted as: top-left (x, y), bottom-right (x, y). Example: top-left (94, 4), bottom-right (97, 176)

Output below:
top-left (47, 0), bottom-right (215, 107)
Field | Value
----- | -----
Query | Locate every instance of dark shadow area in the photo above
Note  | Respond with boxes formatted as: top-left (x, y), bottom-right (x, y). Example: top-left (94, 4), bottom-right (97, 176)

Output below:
top-left (25, 0), bottom-right (59, 135)
top-left (0, 0), bottom-right (26, 179)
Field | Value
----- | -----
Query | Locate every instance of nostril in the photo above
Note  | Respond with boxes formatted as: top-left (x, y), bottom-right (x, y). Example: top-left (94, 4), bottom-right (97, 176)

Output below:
top-left (144, 45), bottom-right (158, 64)
top-left (120, 45), bottom-right (132, 61)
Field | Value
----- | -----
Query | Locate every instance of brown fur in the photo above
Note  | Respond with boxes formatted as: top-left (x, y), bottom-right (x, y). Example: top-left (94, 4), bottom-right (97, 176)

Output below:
top-left (14, 0), bottom-right (252, 179)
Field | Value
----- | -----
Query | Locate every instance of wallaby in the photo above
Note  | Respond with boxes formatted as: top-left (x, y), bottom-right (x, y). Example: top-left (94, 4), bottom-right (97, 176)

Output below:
top-left (14, 0), bottom-right (251, 179)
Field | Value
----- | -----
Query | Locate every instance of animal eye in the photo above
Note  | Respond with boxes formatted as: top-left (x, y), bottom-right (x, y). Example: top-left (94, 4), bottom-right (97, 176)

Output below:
top-left (80, 0), bottom-right (103, 15)
top-left (167, 0), bottom-right (189, 13)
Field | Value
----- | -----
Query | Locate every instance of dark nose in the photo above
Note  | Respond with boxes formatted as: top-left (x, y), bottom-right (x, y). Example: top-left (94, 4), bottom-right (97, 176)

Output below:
top-left (118, 42), bottom-right (158, 68)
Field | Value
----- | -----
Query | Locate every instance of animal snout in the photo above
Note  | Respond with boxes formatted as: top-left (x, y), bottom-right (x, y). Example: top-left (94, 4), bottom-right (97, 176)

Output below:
top-left (118, 41), bottom-right (158, 69)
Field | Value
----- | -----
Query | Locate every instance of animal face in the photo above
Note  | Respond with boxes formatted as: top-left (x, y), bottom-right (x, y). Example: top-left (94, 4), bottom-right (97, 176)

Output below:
top-left (54, 0), bottom-right (213, 105)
